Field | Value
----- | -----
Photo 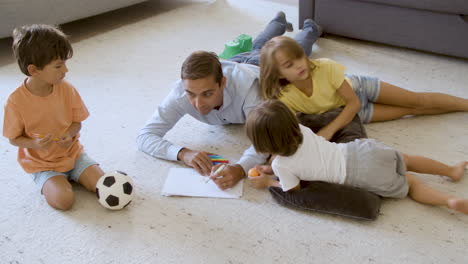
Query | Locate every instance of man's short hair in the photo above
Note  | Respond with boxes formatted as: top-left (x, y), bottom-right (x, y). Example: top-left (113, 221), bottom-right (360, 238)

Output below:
top-left (246, 100), bottom-right (303, 156)
top-left (181, 51), bottom-right (223, 85)
top-left (12, 24), bottom-right (73, 76)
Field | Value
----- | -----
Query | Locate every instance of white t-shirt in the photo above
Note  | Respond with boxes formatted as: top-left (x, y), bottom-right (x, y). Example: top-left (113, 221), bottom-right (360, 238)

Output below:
top-left (271, 125), bottom-right (347, 191)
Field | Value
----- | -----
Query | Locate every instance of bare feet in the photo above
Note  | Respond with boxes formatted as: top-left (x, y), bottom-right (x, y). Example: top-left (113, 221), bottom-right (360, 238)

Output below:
top-left (448, 199), bottom-right (468, 214)
top-left (450, 161), bottom-right (468, 181)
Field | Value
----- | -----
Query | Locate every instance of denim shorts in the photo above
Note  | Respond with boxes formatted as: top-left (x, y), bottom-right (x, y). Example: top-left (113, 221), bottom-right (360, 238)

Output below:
top-left (30, 152), bottom-right (98, 192)
top-left (346, 74), bottom-right (381, 123)
top-left (342, 139), bottom-right (409, 198)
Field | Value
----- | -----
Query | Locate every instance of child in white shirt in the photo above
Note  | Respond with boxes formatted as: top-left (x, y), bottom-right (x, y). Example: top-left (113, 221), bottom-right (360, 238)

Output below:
top-left (245, 100), bottom-right (468, 215)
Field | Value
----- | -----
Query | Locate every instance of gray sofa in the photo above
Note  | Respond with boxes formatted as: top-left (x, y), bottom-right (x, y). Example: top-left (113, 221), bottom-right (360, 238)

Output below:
top-left (299, 0), bottom-right (468, 59)
top-left (0, 0), bottom-right (147, 38)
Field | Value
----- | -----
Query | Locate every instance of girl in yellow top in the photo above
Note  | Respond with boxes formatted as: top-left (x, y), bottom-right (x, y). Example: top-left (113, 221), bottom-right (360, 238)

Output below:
top-left (259, 36), bottom-right (468, 140)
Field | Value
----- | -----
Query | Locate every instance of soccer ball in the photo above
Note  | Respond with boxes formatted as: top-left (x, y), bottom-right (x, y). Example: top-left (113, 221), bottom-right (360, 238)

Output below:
top-left (96, 171), bottom-right (134, 210)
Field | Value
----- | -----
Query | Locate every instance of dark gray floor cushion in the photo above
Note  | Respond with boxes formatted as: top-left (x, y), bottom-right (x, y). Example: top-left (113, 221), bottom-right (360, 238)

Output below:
top-left (269, 181), bottom-right (381, 220)
top-left (268, 108), bottom-right (381, 220)
top-left (296, 107), bottom-right (367, 142)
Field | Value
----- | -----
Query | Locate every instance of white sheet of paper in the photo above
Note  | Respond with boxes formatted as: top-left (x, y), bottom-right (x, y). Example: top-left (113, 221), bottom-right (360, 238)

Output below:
top-left (161, 168), bottom-right (243, 199)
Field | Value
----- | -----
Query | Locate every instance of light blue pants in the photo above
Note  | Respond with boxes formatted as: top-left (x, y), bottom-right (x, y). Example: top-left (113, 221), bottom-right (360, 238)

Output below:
top-left (31, 152), bottom-right (98, 193)
top-left (346, 74), bottom-right (381, 123)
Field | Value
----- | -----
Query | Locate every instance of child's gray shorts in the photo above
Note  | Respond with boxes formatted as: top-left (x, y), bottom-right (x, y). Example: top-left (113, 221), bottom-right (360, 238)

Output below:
top-left (346, 74), bottom-right (381, 124)
top-left (342, 139), bottom-right (409, 198)
top-left (30, 152), bottom-right (98, 193)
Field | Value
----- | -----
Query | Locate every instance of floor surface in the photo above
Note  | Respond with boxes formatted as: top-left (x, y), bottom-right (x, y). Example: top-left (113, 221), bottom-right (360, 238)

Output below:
top-left (1, 0), bottom-right (467, 263)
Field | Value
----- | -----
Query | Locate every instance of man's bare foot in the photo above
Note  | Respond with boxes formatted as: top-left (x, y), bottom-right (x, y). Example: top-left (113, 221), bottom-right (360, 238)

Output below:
top-left (450, 161), bottom-right (468, 181)
top-left (448, 199), bottom-right (468, 214)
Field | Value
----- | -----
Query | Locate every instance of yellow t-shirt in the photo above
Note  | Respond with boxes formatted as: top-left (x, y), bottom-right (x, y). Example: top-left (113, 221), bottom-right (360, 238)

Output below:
top-left (279, 58), bottom-right (349, 114)
top-left (3, 79), bottom-right (89, 173)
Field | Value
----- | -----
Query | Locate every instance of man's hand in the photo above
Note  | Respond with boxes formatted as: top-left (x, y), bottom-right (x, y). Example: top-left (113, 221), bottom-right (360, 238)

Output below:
top-left (209, 164), bottom-right (245, 190)
top-left (178, 148), bottom-right (213, 176)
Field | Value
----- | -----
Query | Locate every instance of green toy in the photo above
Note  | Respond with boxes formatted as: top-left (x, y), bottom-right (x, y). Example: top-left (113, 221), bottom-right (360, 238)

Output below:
top-left (219, 34), bottom-right (253, 59)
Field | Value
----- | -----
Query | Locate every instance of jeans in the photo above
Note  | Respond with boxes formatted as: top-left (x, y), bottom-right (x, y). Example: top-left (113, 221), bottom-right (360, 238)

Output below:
top-left (229, 17), bottom-right (320, 66)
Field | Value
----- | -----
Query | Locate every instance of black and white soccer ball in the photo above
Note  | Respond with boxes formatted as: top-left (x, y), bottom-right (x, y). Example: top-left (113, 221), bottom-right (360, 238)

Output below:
top-left (96, 171), bottom-right (134, 210)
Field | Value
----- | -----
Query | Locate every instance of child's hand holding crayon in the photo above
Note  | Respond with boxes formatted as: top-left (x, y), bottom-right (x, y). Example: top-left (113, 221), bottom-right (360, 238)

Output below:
top-left (30, 134), bottom-right (55, 150)
top-left (31, 132), bottom-right (74, 149)
top-left (31, 133), bottom-right (60, 141)
top-left (56, 134), bottom-right (73, 149)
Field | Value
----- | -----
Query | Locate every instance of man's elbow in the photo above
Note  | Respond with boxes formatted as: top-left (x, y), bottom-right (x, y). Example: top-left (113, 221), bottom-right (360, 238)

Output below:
top-left (136, 132), bottom-right (147, 152)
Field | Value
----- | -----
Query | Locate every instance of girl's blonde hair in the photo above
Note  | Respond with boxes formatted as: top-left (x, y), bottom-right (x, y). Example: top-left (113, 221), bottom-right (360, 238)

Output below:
top-left (260, 36), bottom-right (310, 99)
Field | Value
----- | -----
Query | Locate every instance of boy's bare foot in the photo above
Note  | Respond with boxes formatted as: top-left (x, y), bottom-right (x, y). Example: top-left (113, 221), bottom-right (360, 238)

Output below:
top-left (450, 161), bottom-right (468, 181)
top-left (448, 199), bottom-right (468, 214)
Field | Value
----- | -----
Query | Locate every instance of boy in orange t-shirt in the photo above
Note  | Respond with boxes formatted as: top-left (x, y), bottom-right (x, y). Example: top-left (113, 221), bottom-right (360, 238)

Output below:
top-left (3, 24), bottom-right (104, 210)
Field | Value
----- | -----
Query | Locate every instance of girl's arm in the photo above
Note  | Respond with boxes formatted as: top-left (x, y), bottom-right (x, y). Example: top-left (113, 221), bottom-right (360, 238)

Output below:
top-left (317, 80), bottom-right (361, 141)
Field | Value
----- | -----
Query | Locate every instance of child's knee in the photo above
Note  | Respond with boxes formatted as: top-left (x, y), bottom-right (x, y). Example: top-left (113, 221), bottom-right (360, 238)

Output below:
top-left (79, 165), bottom-right (104, 192)
top-left (42, 176), bottom-right (75, 210)
top-left (405, 173), bottom-right (421, 190)
top-left (402, 154), bottom-right (414, 170)
top-left (44, 188), bottom-right (75, 210)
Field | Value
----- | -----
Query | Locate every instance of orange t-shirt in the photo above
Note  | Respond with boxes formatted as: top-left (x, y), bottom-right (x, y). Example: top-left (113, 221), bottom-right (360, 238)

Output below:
top-left (3, 79), bottom-right (89, 173)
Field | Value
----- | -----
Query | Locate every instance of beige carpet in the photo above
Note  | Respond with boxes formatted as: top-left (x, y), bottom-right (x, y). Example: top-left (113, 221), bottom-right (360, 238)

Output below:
top-left (1, 0), bottom-right (468, 263)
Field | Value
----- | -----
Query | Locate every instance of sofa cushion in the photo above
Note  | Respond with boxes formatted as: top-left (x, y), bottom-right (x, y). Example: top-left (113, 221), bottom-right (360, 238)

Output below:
top-left (309, 0), bottom-right (468, 58)
top-left (355, 0), bottom-right (468, 15)
top-left (0, 0), bottom-right (147, 38)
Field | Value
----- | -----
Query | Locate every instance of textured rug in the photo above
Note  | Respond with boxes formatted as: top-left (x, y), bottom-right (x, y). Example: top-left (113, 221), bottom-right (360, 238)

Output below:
top-left (1, 0), bottom-right (467, 263)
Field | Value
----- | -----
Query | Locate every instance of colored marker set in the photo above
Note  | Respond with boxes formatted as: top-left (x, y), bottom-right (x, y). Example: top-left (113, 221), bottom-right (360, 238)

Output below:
top-left (208, 154), bottom-right (229, 165)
